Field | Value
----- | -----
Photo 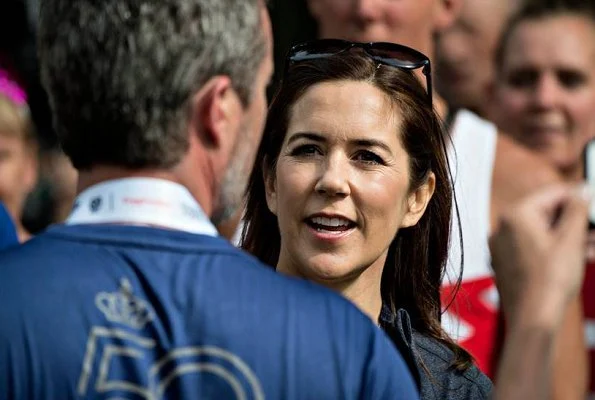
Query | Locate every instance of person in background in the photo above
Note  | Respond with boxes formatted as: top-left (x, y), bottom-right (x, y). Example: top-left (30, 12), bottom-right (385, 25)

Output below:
top-left (0, 201), bottom-right (18, 251)
top-left (0, 0), bottom-right (78, 234)
top-left (492, 0), bottom-right (595, 183)
top-left (0, 0), bottom-right (419, 398)
top-left (242, 42), bottom-right (491, 399)
top-left (20, 148), bottom-right (78, 235)
top-left (0, 68), bottom-right (38, 242)
top-left (492, 0), bottom-right (595, 394)
top-left (435, 0), bottom-right (521, 117)
top-left (38, 148), bottom-right (78, 223)
top-left (304, 0), bottom-right (586, 397)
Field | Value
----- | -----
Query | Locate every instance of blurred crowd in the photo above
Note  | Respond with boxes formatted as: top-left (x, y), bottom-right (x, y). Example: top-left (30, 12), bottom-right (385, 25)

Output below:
top-left (1, 0), bottom-right (595, 398)
top-left (0, 0), bottom-right (77, 240)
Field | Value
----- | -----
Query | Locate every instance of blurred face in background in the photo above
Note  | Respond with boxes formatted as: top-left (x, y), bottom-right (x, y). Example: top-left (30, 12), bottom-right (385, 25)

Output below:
top-left (40, 149), bottom-right (78, 223)
top-left (436, 0), bottom-right (519, 115)
top-left (493, 14), bottom-right (595, 180)
top-left (0, 96), bottom-right (37, 223)
top-left (306, 0), bottom-right (443, 56)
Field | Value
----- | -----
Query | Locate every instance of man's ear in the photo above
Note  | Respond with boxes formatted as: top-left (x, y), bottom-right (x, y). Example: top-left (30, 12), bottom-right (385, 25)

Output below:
top-left (188, 76), bottom-right (243, 148)
top-left (263, 157), bottom-right (278, 216)
top-left (401, 172), bottom-right (436, 228)
top-left (434, 0), bottom-right (463, 32)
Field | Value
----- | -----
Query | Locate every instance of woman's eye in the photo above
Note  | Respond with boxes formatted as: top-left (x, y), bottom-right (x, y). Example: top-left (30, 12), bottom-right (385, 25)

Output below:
top-left (354, 150), bottom-right (384, 165)
top-left (507, 70), bottom-right (537, 89)
top-left (558, 70), bottom-right (587, 90)
top-left (290, 144), bottom-right (321, 157)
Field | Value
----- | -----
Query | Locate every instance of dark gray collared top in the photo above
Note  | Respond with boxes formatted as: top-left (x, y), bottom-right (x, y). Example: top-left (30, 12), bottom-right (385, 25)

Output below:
top-left (380, 307), bottom-right (493, 400)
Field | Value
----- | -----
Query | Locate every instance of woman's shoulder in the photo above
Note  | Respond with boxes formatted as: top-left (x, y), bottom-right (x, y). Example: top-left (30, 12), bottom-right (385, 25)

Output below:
top-left (383, 308), bottom-right (492, 400)
top-left (412, 332), bottom-right (492, 399)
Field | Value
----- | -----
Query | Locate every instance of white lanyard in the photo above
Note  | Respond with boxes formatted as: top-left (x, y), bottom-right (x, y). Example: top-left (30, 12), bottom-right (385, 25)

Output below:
top-left (66, 178), bottom-right (218, 237)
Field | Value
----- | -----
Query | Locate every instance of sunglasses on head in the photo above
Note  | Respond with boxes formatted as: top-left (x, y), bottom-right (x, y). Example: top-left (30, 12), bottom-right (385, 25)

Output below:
top-left (284, 39), bottom-right (433, 104)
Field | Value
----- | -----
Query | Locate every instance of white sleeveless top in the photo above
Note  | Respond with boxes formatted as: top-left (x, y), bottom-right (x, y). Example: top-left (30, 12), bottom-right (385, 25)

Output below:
top-left (441, 110), bottom-right (499, 373)
top-left (445, 109), bottom-right (496, 285)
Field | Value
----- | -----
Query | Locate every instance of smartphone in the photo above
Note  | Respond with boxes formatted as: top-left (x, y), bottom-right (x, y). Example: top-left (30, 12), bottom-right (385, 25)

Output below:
top-left (584, 138), bottom-right (595, 229)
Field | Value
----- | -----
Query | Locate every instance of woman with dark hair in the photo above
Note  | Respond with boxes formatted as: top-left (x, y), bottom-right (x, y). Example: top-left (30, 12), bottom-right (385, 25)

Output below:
top-left (241, 40), bottom-right (491, 399)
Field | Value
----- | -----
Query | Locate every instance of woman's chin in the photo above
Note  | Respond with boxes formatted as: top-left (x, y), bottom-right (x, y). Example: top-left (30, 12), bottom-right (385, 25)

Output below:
top-left (303, 254), bottom-right (355, 280)
top-left (302, 260), bottom-right (370, 289)
top-left (308, 268), bottom-right (353, 283)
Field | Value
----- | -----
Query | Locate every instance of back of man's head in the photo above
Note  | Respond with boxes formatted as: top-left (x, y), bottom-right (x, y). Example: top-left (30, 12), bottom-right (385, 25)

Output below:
top-left (38, 0), bottom-right (266, 171)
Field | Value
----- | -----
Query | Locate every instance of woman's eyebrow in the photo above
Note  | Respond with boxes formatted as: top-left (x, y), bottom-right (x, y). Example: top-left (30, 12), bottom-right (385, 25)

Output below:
top-left (287, 132), bottom-right (325, 145)
top-left (352, 139), bottom-right (393, 155)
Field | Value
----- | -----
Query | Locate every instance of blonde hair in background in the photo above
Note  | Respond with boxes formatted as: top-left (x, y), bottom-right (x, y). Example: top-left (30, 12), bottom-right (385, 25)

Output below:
top-left (0, 93), bottom-right (37, 148)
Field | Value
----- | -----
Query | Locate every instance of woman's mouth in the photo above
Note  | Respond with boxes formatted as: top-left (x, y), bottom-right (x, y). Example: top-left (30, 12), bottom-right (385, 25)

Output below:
top-left (307, 216), bottom-right (355, 231)
top-left (305, 216), bottom-right (357, 241)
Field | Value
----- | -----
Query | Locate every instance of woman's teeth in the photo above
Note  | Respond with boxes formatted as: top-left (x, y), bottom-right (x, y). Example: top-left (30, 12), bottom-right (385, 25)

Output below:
top-left (310, 216), bottom-right (351, 227)
top-left (308, 216), bottom-right (354, 232)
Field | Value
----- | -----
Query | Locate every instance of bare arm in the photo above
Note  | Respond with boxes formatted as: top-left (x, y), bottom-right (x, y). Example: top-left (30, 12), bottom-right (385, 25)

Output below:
top-left (551, 298), bottom-right (588, 400)
top-left (494, 284), bottom-right (574, 400)
top-left (490, 184), bottom-right (589, 400)
top-left (491, 133), bottom-right (588, 399)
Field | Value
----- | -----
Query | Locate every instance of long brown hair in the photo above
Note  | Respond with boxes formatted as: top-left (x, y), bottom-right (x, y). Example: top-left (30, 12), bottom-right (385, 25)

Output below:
top-left (241, 53), bottom-right (472, 370)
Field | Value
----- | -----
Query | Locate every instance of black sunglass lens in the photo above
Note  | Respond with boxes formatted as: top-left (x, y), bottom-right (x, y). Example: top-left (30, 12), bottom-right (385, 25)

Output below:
top-left (291, 49), bottom-right (337, 61)
top-left (369, 47), bottom-right (425, 68)
top-left (290, 40), bottom-right (350, 62)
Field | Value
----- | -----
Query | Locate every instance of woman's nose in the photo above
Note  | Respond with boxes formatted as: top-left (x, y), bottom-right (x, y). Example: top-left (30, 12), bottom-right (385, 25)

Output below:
top-left (531, 74), bottom-right (560, 110)
top-left (314, 155), bottom-right (351, 197)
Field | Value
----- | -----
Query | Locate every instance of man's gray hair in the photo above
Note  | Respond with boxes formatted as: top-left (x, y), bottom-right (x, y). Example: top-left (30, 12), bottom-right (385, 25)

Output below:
top-left (38, 0), bottom-right (266, 170)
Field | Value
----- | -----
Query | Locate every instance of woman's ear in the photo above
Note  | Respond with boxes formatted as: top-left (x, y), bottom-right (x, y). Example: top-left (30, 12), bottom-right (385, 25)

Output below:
top-left (401, 172), bottom-right (436, 228)
top-left (263, 157), bottom-right (278, 216)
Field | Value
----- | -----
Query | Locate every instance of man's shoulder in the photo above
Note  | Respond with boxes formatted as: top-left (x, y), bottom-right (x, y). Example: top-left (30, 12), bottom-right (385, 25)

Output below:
top-left (0, 228), bottom-right (388, 358)
top-left (0, 225), bottom-right (367, 318)
top-left (0, 223), bottom-right (259, 263)
top-left (0, 229), bottom-right (420, 399)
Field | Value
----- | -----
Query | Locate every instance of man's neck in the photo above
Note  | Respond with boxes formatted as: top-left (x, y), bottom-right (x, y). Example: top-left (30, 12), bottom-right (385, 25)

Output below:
top-left (77, 167), bottom-right (175, 192)
top-left (77, 166), bottom-right (215, 218)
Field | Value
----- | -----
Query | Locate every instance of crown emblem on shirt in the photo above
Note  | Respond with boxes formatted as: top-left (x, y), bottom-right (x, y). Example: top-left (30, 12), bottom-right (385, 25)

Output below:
top-left (95, 278), bottom-right (154, 330)
top-left (90, 196), bottom-right (102, 213)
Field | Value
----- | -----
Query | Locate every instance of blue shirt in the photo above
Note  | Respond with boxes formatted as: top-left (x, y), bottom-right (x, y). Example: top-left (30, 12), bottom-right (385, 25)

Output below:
top-left (0, 202), bottom-right (17, 252)
top-left (0, 224), bottom-right (418, 399)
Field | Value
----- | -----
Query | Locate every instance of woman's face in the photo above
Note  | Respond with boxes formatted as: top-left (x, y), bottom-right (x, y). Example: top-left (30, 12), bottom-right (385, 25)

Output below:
top-left (266, 80), bottom-right (433, 282)
top-left (0, 134), bottom-right (36, 220)
top-left (494, 15), bottom-right (595, 179)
